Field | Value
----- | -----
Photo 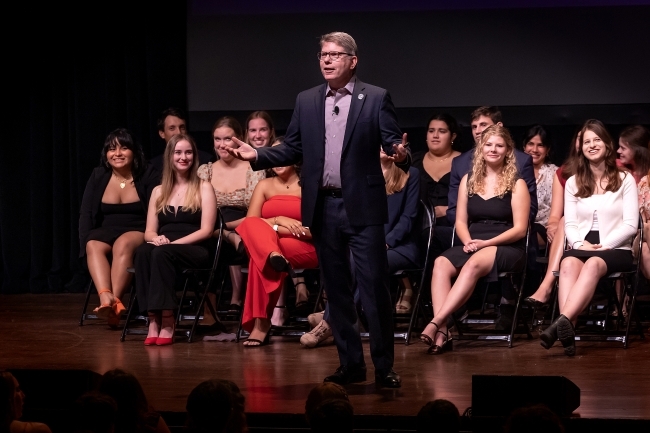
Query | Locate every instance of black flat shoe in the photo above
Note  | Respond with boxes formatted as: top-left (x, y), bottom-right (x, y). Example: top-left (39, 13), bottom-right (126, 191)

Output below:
top-left (556, 315), bottom-right (576, 357)
top-left (324, 365), bottom-right (367, 385)
top-left (524, 297), bottom-right (548, 309)
top-left (375, 368), bottom-right (401, 388)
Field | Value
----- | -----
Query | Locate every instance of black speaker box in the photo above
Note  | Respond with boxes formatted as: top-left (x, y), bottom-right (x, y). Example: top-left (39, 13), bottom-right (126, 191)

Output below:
top-left (472, 375), bottom-right (580, 417)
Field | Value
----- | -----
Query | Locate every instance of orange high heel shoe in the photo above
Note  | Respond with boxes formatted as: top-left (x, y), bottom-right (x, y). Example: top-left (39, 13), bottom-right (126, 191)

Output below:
top-left (93, 289), bottom-right (113, 319)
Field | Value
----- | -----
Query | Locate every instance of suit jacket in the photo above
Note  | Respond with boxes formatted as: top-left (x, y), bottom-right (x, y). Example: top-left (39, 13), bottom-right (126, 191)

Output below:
top-left (253, 78), bottom-right (409, 227)
top-left (78, 164), bottom-right (160, 257)
top-left (446, 148), bottom-right (538, 225)
top-left (385, 167), bottom-right (420, 266)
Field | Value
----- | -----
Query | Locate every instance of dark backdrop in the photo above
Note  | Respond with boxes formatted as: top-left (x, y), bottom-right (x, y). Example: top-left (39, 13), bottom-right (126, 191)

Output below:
top-left (0, 2), bottom-right (187, 293)
top-left (2, 2), bottom-right (649, 294)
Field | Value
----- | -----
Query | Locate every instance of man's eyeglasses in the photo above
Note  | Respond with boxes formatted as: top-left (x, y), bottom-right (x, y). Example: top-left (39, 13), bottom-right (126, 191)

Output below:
top-left (317, 51), bottom-right (353, 61)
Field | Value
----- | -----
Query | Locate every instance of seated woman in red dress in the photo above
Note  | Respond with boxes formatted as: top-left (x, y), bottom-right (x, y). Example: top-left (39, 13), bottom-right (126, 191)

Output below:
top-left (236, 153), bottom-right (318, 347)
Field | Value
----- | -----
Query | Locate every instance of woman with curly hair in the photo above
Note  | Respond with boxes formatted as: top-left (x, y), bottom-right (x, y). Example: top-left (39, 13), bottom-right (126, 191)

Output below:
top-left (420, 125), bottom-right (530, 354)
top-left (540, 120), bottom-right (638, 357)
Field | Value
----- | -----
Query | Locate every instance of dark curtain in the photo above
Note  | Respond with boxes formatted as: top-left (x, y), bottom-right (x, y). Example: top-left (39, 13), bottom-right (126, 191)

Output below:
top-left (1, 2), bottom-right (187, 293)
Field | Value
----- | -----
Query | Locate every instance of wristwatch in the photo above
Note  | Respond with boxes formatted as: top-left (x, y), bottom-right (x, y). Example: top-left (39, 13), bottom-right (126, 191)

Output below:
top-left (273, 224), bottom-right (279, 231)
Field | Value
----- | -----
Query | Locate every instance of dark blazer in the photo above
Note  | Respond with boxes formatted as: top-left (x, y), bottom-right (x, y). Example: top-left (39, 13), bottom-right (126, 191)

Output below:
top-left (385, 167), bottom-right (420, 266)
top-left (252, 78), bottom-right (409, 228)
top-left (78, 165), bottom-right (160, 257)
top-left (446, 148), bottom-right (537, 225)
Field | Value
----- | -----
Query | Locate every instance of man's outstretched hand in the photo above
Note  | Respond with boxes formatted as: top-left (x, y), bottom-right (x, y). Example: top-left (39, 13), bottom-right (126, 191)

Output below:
top-left (386, 133), bottom-right (408, 163)
top-left (219, 137), bottom-right (257, 161)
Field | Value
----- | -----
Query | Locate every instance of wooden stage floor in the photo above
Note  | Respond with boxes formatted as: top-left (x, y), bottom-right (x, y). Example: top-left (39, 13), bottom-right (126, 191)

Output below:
top-left (1, 294), bottom-right (650, 421)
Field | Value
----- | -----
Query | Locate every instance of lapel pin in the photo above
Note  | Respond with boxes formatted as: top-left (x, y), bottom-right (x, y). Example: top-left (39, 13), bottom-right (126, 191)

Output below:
top-left (358, 94), bottom-right (364, 100)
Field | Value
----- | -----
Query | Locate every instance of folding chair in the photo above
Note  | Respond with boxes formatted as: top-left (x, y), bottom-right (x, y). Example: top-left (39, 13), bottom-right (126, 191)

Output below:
top-left (121, 209), bottom-right (226, 342)
top-left (395, 199), bottom-right (435, 345)
top-left (235, 267), bottom-right (321, 342)
top-left (451, 224), bottom-right (533, 348)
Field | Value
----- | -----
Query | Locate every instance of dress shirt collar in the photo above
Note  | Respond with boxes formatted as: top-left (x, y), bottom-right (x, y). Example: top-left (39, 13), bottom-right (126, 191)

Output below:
top-left (326, 76), bottom-right (356, 96)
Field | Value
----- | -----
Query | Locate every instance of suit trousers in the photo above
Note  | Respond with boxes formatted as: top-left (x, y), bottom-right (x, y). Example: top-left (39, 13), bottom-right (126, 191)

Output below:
top-left (134, 243), bottom-right (210, 313)
top-left (312, 195), bottom-right (394, 373)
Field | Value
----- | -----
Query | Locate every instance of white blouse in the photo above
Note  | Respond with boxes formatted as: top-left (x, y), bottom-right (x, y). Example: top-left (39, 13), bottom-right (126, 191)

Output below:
top-left (535, 163), bottom-right (558, 227)
top-left (564, 172), bottom-right (638, 250)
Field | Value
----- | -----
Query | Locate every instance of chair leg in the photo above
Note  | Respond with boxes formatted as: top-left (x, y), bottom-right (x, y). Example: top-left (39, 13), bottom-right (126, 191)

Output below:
top-left (79, 279), bottom-right (95, 326)
top-left (120, 289), bottom-right (138, 342)
top-left (176, 276), bottom-right (192, 326)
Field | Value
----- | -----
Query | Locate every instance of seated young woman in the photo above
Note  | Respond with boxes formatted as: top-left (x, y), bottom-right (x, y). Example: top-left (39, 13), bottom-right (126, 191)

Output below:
top-left (198, 117), bottom-right (265, 313)
top-left (524, 129), bottom-right (582, 308)
top-left (617, 124), bottom-right (650, 184)
top-left (79, 128), bottom-right (159, 326)
top-left (521, 125), bottom-right (558, 248)
top-left (539, 119), bottom-right (638, 357)
top-left (134, 134), bottom-right (217, 346)
top-left (420, 125), bottom-right (530, 355)
top-left (235, 149), bottom-right (318, 347)
top-left (411, 113), bottom-right (461, 257)
top-left (637, 169), bottom-right (650, 278)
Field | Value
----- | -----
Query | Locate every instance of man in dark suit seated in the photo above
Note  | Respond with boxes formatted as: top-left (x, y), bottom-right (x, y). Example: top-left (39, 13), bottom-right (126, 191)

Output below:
top-left (150, 107), bottom-right (213, 170)
top-left (221, 32), bottom-right (409, 388)
top-left (447, 106), bottom-right (537, 329)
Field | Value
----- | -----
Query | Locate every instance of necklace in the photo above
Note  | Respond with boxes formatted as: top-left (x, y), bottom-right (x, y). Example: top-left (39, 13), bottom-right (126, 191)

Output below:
top-left (426, 150), bottom-right (454, 163)
top-left (276, 176), bottom-right (297, 189)
top-left (113, 173), bottom-right (132, 189)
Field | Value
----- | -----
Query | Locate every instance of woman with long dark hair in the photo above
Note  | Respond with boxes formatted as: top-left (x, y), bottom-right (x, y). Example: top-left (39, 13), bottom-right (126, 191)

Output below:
top-left (617, 124), bottom-right (650, 184)
top-left (79, 129), bottom-right (159, 325)
top-left (0, 371), bottom-right (52, 433)
top-left (539, 120), bottom-right (638, 356)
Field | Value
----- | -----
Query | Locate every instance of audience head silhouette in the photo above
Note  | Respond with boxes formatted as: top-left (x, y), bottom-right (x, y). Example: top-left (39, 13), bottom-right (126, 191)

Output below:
top-left (186, 379), bottom-right (247, 433)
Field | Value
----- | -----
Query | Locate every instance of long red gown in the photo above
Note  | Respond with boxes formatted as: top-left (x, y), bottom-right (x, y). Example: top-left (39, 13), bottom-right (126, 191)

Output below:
top-left (236, 195), bottom-right (318, 332)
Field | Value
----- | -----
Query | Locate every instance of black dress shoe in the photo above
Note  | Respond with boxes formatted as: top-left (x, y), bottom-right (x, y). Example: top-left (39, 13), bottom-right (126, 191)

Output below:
top-left (375, 368), bottom-right (401, 388)
top-left (556, 314), bottom-right (576, 357)
top-left (524, 297), bottom-right (548, 309)
top-left (324, 365), bottom-right (367, 385)
top-left (540, 316), bottom-right (560, 349)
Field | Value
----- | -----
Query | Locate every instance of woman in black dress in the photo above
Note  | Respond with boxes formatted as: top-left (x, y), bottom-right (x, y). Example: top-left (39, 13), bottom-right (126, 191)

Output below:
top-left (79, 129), bottom-right (159, 325)
top-left (134, 134), bottom-right (217, 346)
top-left (420, 125), bottom-right (530, 354)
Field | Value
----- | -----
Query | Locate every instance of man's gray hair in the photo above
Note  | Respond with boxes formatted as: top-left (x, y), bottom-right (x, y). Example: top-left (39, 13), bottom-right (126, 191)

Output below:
top-left (320, 32), bottom-right (358, 56)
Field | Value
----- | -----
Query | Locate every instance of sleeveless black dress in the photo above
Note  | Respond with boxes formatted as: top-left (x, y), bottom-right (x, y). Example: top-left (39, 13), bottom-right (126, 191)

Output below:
top-left (441, 192), bottom-right (526, 281)
top-left (86, 202), bottom-right (146, 245)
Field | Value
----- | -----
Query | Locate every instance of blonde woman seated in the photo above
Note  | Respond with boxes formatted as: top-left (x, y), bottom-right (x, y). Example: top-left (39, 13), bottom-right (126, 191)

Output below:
top-left (540, 120), bottom-right (638, 356)
top-left (134, 134), bottom-right (217, 346)
top-left (420, 125), bottom-right (530, 355)
top-left (235, 154), bottom-right (318, 346)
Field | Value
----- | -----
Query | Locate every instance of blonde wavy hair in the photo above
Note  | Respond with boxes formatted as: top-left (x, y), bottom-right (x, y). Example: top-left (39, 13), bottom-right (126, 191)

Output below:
top-left (384, 163), bottom-right (409, 195)
top-left (156, 134), bottom-right (202, 214)
top-left (467, 124), bottom-right (519, 197)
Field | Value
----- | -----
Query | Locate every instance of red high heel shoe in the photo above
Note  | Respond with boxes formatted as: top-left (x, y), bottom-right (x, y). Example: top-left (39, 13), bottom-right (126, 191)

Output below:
top-left (144, 337), bottom-right (158, 346)
top-left (156, 314), bottom-right (176, 346)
